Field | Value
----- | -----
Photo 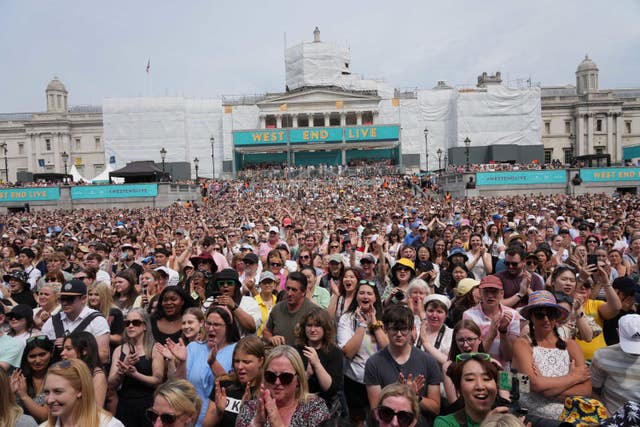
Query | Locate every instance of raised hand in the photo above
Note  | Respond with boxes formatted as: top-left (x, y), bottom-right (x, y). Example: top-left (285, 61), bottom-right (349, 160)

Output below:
top-left (214, 380), bottom-right (228, 414)
top-left (165, 338), bottom-right (187, 362)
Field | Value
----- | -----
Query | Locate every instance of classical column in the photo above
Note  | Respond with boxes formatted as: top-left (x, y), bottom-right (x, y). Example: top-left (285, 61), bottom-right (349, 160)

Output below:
top-left (276, 115), bottom-right (282, 129)
top-left (587, 114), bottom-right (594, 155)
top-left (607, 112), bottom-right (614, 158)
top-left (356, 112), bottom-right (362, 125)
top-left (324, 113), bottom-right (330, 127)
top-left (340, 112), bottom-right (346, 127)
top-left (615, 113), bottom-right (624, 164)
top-left (259, 115), bottom-right (266, 129)
top-left (292, 114), bottom-right (298, 128)
top-left (575, 113), bottom-right (584, 156)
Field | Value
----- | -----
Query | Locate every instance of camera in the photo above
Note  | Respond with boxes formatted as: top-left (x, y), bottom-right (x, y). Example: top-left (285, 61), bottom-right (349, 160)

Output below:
top-left (394, 289), bottom-right (405, 300)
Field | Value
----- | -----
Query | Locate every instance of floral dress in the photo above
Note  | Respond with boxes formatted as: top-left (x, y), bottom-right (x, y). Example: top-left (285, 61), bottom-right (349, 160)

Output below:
top-left (236, 396), bottom-right (330, 426)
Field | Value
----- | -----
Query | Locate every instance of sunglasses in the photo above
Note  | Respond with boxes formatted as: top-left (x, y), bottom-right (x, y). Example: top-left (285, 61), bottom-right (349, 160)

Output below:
top-left (146, 409), bottom-right (179, 425)
top-left (124, 319), bottom-right (144, 327)
top-left (586, 240), bottom-right (598, 244)
top-left (264, 370), bottom-right (296, 385)
top-left (270, 262), bottom-right (282, 268)
top-left (456, 352), bottom-right (491, 362)
top-left (330, 245), bottom-right (340, 248)
top-left (532, 309), bottom-right (560, 320)
top-left (60, 295), bottom-right (79, 303)
top-left (377, 405), bottom-right (415, 427)
top-left (75, 275), bottom-right (88, 280)
top-left (359, 279), bottom-right (376, 287)
top-left (216, 280), bottom-right (237, 288)
top-left (504, 261), bottom-right (520, 267)
top-left (395, 266), bottom-right (412, 273)
top-left (526, 260), bottom-right (538, 266)
top-left (299, 255), bottom-right (311, 259)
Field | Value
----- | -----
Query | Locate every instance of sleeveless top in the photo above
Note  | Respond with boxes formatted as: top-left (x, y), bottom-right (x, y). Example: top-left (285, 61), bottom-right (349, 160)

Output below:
top-left (519, 345), bottom-right (569, 419)
top-left (151, 319), bottom-right (182, 344)
top-left (469, 252), bottom-right (487, 280)
top-left (118, 347), bottom-right (155, 399)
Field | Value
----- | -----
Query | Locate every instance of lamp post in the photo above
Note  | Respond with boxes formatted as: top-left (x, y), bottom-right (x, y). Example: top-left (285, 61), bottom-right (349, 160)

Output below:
top-left (0, 143), bottom-right (7, 182)
top-left (569, 133), bottom-right (575, 165)
top-left (194, 157), bottom-right (199, 181)
top-left (210, 135), bottom-right (215, 178)
top-left (423, 127), bottom-right (429, 172)
top-left (61, 151), bottom-right (69, 184)
top-left (464, 137), bottom-right (471, 171)
top-left (160, 147), bottom-right (167, 181)
top-left (437, 148), bottom-right (443, 172)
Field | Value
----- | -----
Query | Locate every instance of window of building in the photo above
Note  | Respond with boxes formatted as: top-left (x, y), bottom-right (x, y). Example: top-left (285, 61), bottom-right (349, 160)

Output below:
top-left (544, 149), bottom-right (552, 164)
top-left (329, 113), bottom-right (341, 126)
top-left (95, 137), bottom-right (101, 147)
top-left (298, 114), bottom-right (309, 127)
top-left (18, 143), bottom-right (24, 155)
top-left (626, 121), bottom-right (632, 134)
top-left (563, 148), bottom-right (573, 164)
top-left (312, 114), bottom-right (324, 127)
top-left (544, 121), bottom-right (551, 134)
top-left (94, 164), bottom-right (105, 174)
top-left (281, 115), bottom-right (292, 128)
top-left (595, 147), bottom-right (604, 155)
top-left (75, 138), bottom-right (81, 149)
top-left (596, 119), bottom-right (602, 132)
top-left (362, 111), bottom-right (374, 125)
top-left (564, 121), bottom-right (571, 134)
top-left (345, 112), bottom-right (357, 126)
top-left (265, 115), bottom-right (276, 128)
top-left (46, 164), bottom-right (54, 171)
top-left (45, 139), bottom-right (51, 151)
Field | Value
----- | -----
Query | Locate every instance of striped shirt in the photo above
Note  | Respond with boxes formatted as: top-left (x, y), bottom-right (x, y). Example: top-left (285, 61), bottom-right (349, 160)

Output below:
top-left (590, 344), bottom-right (640, 413)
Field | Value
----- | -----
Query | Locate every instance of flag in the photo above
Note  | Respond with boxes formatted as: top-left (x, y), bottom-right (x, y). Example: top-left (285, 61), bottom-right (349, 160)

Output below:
top-left (146, 59), bottom-right (150, 74)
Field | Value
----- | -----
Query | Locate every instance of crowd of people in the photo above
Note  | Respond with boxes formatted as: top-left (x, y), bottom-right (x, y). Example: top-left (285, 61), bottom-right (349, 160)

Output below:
top-left (0, 171), bottom-right (639, 427)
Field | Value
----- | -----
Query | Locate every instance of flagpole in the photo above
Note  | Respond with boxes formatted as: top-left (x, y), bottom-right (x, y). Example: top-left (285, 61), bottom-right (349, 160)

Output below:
top-left (146, 58), bottom-right (153, 97)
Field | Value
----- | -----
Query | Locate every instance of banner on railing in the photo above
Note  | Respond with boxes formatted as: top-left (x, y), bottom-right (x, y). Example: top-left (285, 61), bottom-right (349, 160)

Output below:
top-left (71, 184), bottom-right (158, 199)
top-left (476, 170), bottom-right (566, 186)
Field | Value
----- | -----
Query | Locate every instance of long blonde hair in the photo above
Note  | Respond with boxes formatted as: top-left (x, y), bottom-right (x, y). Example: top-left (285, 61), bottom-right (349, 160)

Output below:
top-left (44, 359), bottom-right (113, 427)
top-left (88, 281), bottom-right (115, 318)
top-left (0, 369), bottom-right (24, 426)
top-left (123, 308), bottom-right (155, 358)
top-left (263, 345), bottom-right (311, 402)
top-left (154, 380), bottom-right (202, 425)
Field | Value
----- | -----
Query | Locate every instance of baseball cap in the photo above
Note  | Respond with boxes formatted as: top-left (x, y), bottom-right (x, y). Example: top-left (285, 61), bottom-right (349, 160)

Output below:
top-left (269, 226), bottom-right (279, 234)
top-left (479, 275), bottom-right (503, 290)
top-left (154, 266), bottom-right (170, 277)
top-left (240, 243), bottom-right (254, 251)
top-left (619, 314), bottom-right (640, 354)
top-left (456, 278), bottom-right (480, 296)
top-left (259, 271), bottom-right (277, 283)
top-left (612, 277), bottom-right (637, 296)
top-left (556, 216), bottom-right (565, 221)
top-left (328, 254), bottom-right (343, 264)
top-left (243, 253), bottom-right (259, 264)
top-left (59, 279), bottom-right (87, 296)
top-left (7, 304), bottom-right (33, 321)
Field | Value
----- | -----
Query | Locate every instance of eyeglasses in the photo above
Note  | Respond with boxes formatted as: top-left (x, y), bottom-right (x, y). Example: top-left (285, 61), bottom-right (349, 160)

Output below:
top-left (377, 405), bottom-right (415, 427)
top-left (213, 247), bottom-right (222, 252)
top-left (26, 335), bottom-right (50, 344)
top-left (455, 337), bottom-right (479, 345)
top-left (205, 321), bottom-right (226, 329)
top-left (387, 325), bottom-right (410, 335)
top-left (124, 319), bottom-right (144, 327)
top-left (216, 280), bottom-right (237, 288)
top-left (504, 261), bottom-right (520, 267)
top-left (456, 352), bottom-right (491, 362)
top-left (299, 255), bottom-right (310, 259)
top-left (532, 309), bottom-right (560, 320)
top-left (526, 260), bottom-right (538, 266)
top-left (6, 314), bottom-right (24, 321)
top-left (270, 262), bottom-right (282, 268)
top-left (395, 266), bottom-right (412, 273)
top-left (146, 409), bottom-right (180, 425)
top-left (586, 240), bottom-right (598, 244)
top-left (263, 370), bottom-right (296, 385)
top-left (604, 242), bottom-right (614, 246)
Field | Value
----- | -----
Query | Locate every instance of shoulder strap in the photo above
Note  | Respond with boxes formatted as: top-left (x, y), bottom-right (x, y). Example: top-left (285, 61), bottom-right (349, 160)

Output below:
top-left (73, 312), bottom-right (103, 334)
top-left (52, 313), bottom-right (65, 338)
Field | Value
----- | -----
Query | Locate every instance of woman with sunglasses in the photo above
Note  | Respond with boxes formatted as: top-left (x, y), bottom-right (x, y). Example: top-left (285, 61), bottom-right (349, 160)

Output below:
top-left (236, 345), bottom-right (330, 427)
top-left (212, 268), bottom-right (262, 335)
top-left (328, 267), bottom-right (359, 321)
top-left (585, 236), bottom-right (600, 255)
top-left (108, 308), bottom-right (165, 427)
top-left (266, 249), bottom-right (288, 291)
top-left (383, 258), bottom-right (416, 306)
top-left (88, 281), bottom-right (125, 350)
top-left (148, 379), bottom-right (202, 427)
top-left (512, 291), bottom-right (591, 419)
top-left (60, 331), bottom-right (107, 408)
top-left (203, 335), bottom-right (265, 427)
top-left (43, 359), bottom-right (125, 427)
top-left (297, 248), bottom-right (314, 271)
top-left (374, 383), bottom-right (419, 427)
top-left (434, 353), bottom-right (503, 427)
top-left (337, 279), bottom-right (387, 426)
top-left (7, 304), bottom-right (40, 343)
top-left (10, 335), bottom-right (54, 423)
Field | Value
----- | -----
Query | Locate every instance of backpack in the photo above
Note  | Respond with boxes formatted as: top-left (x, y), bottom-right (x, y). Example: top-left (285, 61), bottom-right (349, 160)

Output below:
top-left (51, 311), bottom-right (103, 339)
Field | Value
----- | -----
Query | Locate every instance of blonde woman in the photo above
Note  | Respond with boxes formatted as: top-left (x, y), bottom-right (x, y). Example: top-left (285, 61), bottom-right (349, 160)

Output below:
top-left (42, 359), bottom-right (124, 427)
top-left (147, 379), bottom-right (202, 427)
top-left (108, 308), bottom-right (165, 427)
top-left (33, 281), bottom-right (61, 329)
top-left (1, 368), bottom-right (37, 426)
top-left (236, 345), bottom-right (330, 427)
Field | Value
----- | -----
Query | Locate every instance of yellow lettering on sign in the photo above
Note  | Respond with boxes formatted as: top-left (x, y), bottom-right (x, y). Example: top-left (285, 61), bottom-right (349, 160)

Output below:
top-left (252, 133), bottom-right (263, 142)
top-left (303, 131), bottom-right (309, 140)
top-left (311, 130), bottom-right (319, 140)
top-left (371, 128), bottom-right (377, 138)
top-left (320, 130), bottom-right (328, 139)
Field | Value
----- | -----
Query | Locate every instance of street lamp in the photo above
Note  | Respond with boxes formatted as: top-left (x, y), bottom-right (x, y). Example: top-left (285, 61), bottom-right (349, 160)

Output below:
top-left (194, 157), bottom-right (199, 181)
top-left (423, 127), bottom-right (429, 172)
top-left (160, 147), bottom-right (167, 181)
top-left (0, 143), bottom-right (7, 182)
top-left (569, 133), bottom-right (575, 165)
top-left (210, 135), bottom-right (215, 178)
top-left (464, 137), bottom-right (471, 171)
top-left (61, 151), bottom-right (69, 184)
top-left (437, 148), bottom-right (443, 171)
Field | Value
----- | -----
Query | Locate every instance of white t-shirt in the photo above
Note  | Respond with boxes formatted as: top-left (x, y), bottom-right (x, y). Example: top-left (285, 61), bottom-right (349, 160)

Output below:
top-left (41, 306), bottom-right (109, 339)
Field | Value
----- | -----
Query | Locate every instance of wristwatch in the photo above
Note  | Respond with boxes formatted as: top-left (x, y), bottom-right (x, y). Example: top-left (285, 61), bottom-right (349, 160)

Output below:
top-left (516, 293), bottom-right (525, 299)
top-left (231, 303), bottom-right (239, 311)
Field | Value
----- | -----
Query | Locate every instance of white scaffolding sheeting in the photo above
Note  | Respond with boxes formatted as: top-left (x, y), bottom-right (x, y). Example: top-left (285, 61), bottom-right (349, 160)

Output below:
top-left (285, 41), bottom-right (351, 90)
top-left (103, 98), bottom-right (222, 178)
top-left (456, 85), bottom-right (541, 147)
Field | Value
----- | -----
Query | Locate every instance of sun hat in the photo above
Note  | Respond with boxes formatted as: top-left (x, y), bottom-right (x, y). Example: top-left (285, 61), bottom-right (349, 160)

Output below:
top-left (560, 396), bottom-right (608, 426)
top-left (519, 290), bottom-right (570, 322)
top-left (456, 278), bottom-right (480, 296)
top-left (447, 247), bottom-right (468, 262)
top-left (392, 258), bottom-right (415, 272)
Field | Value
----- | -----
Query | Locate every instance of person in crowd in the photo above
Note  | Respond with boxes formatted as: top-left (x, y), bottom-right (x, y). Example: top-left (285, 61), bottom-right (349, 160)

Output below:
top-left (320, 253), bottom-right (345, 291)
top-left (236, 345), bottom-right (331, 426)
top-left (434, 353), bottom-right (504, 427)
top-left (84, 252), bottom-right (112, 285)
top-left (603, 276), bottom-right (639, 345)
top-left (417, 294), bottom-right (453, 365)
top-left (295, 307), bottom-right (344, 412)
top-left (88, 281), bottom-right (125, 349)
top-left (10, 335), bottom-right (53, 422)
top-left (203, 335), bottom-right (265, 427)
top-left (365, 304), bottom-right (442, 426)
top-left (512, 290), bottom-right (591, 419)
top-left (263, 271), bottom-right (317, 346)
top-left (166, 306), bottom-right (239, 426)
top-left (383, 258), bottom-right (416, 306)
top-left (32, 281), bottom-right (61, 329)
top-left (108, 308), bottom-right (165, 427)
top-left (0, 369), bottom-right (37, 427)
top-left (116, 243), bottom-right (144, 277)
top-left (40, 279), bottom-right (111, 364)
top-left (60, 331), bottom-right (107, 408)
top-left (0, 304), bottom-right (26, 371)
top-left (239, 252), bottom-right (261, 296)
top-left (253, 271), bottom-right (278, 337)
top-left (462, 275), bottom-right (522, 369)
top-left (494, 246), bottom-right (545, 308)
top-left (150, 285), bottom-right (195, 344)
top-left (210, 268), bottom-right (261, 335)
top-left (147, 379), bottom-right (202, 427)
top-left (37, 252), bottom-right (73, 287)
top-left (7, 304), bottom-right (41, 343)
top-left (113, 268), bottom-right (140, 316)
top-left (3, 270), bottom-right (37, 308)
top-left (265, 249), bottom-right (288, 290)
top-left (374, 383), bottom-right (420, 427)
top-left (406, 278), bottom-right (431, 325)
top-left (547, 265), bottom-right (593, 341)
top-left (180, 306), bottom-right (205, 343)
top-left (16, 248), bottom-right (41, 291)
top-left (442, 263), bottom-right (472, 299)
top-left (300, 266), bottom-right (331, 309)
top-left (447, 278), bottom-right (480, 327)
top-left (591, 313), bottom-right (640, 415)
top-left (139, 269), bottom-right (162, 304)
top-left (414, 244), bottom-right (438, 287)
top-left (328, 266), bottom-right (359, 321)
top-left (337, 278), bottom-right (387, 425)
top-left (466, 233), bottom-right (493, 280)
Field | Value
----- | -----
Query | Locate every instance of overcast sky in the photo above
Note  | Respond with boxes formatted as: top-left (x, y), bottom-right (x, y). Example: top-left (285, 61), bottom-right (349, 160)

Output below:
top-left (1, 0), bottom-right (639, 113)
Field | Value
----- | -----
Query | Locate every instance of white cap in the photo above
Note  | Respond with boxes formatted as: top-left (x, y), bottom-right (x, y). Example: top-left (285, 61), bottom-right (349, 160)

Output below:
top-left (424, 294), bottom-right (451, 310)
top-left (269, 226), bottom-right (279, 234)
top-left (557, 216), bottom-right (565, 221)
top-left (527, 215), bottom-right (536, 220)
top-left (619, 314), bottom-right (640, 354)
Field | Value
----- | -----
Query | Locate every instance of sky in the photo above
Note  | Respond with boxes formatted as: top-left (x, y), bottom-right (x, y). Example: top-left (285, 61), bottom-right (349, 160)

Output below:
top-left (1, 0), bottom-right (639, 113)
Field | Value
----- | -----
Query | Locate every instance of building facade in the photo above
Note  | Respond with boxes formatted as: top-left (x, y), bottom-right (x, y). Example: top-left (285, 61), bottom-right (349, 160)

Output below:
top-left (0, 77), bottom-right (105, 182)
top-left (541, 56), bottom-right (640, 165)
